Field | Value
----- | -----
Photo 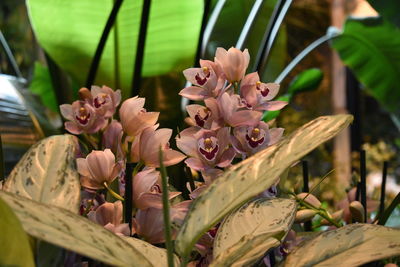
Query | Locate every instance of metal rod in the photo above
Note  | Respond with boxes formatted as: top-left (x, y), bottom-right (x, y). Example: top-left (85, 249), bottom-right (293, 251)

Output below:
top-left (235, 0), bottom-right (264, 50)
top-left (130, 0), bottom-right (152, 97)
top-left (379, 161), bottom-right (388, 216)
top-left (302, 160), bottom-right (312, 231)
top-left (85, 0), bottom-right (124, 88)
top-left (360, 150), bottom-right (367, 223)
top-left (0, 30), bottom-right (23, 78)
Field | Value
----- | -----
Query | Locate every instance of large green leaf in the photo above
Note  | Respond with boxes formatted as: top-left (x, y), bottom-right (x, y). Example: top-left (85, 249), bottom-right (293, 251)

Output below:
top-left (3, 135), bottom-right (81, 213)
top-left (0, 196), bottom-right (35, 267)
top-left (175, 114), bottom-right (353, 258)
top-left (27, 0), bottom-right (203, 97)
top-left (287, 68), bottom-right (323, 95)
top-left (368, 0), bottom-right (400, 27)
top-left (211, 198), bottom-right (296, 267)
top-left (332, 18), bottom-right (400, 114)
top-left (29, 62), bottom-right (58, 112)
top-left (283, 224), bottom-right (400, 267)
top-left (0, 191), bottom-right (166, 267)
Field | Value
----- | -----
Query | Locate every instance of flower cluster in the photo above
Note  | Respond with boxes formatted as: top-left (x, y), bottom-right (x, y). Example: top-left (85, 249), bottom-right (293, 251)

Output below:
top-left (60, 85), bottom-right (188, 243)
top-left (177, 47), bottom-right (286, 184)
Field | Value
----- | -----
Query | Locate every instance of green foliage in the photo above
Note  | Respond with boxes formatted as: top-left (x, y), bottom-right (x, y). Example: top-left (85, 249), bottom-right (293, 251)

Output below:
top-left (284, 224), bottom-right (400, 267)
top-left (27, 0), bottom-right (203, 98)
top-left (287, 68), bottom-right (323, 95)
top-left (368, 0), bottom-right (400, 27)
top-left (3, 135), bottom-right (81, 213)
top-left (29, 62), bottom-right (58, 112)
top-left (0, 191), bottom-right (173, 267)
top-left (332, 18), bottom-right (400, 114)
top-left (0, 196), bottom-right (35, 267)
top-left (212, 198), bottom-right (296, 267)
top-left (175, 114), bottom-right (353, 258)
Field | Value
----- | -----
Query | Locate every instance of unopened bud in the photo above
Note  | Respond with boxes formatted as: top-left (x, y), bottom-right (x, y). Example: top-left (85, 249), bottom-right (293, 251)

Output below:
top-left (295, 209), bottom-right (317, 223)
top-left (78, 87), bottom-right (92, 100)
top-left (297, 193), bottom-right (321, 208)
top-left (349, 201), bottom-right (365, 223)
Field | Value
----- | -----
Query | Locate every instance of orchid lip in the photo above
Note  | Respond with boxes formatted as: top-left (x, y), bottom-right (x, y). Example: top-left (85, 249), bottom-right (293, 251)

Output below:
top-left (198, 137), bottom-right (219, 161)
top-left (194, 109), bottom-right (210, 127)
top-left (245, 127), bottom-right (265, 148)
top-left (94, 94), bottom-right (108, 108)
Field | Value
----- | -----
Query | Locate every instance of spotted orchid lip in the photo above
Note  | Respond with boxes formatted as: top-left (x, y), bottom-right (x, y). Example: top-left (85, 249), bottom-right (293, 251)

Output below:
top-left (199, 144), bottom-right (219, 161)
top-left (246, 135), bottom-right (265, 148)
top-left (195, 70), bottom-right (211, 86)
top-left (94, 96), bottom-right (107, 108)
top-left (194, 109), bottom-right (210, 127)
top-left (76, 112), bottom-right (91, 125)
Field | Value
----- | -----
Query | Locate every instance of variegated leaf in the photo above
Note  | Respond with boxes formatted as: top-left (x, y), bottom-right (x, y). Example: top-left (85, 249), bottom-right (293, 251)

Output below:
top-left (4, 135), bottom-right (80, 213)
top-left (284, 224), bottom-right (400, 267)
top-left (121, 236), bottom-right (181, 267)
top-left (175, 115), bottom-right (353, 257)
top-left (0, 191), bottom-right (155, 267)
top-left (211, 198), bottom-right (296, 267)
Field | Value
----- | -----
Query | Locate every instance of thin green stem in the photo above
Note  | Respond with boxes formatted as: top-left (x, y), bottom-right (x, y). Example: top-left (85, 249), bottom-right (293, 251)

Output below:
top-left (159, 148), bottom-right (174, 267)
top-left (292, 193), bottom-right (342, 228)
top-left (103, 182), bottom-right (124, 201)
top-left (301, 169), bottom-right (335, 202)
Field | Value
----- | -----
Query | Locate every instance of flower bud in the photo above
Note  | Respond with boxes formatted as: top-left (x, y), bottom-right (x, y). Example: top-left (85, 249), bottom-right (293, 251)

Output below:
top-left (295, 209), bottom-right (317, 223)
top-left (349, 201), bottom-right (365, 223)
top-left (297, 193), bottom-right (321, 208)
top-left (78, 87), bottom-right (92, 100)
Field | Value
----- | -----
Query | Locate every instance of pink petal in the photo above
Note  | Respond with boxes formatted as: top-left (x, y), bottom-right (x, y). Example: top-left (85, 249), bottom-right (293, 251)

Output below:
top-left (185, 158), bottom-right (207, 171)
top-left (95, 202), bottom-right (115, 226)
top-left (137, 193), bottom-right (163, 210)
top-left (186, 104), bottom-right (205, 120)
top-left (76, 158), bottom-right (90, 177)
top-left (217, 147), bottom-right (236, 168)
top-left (161, 149), bottom-right (186, 167)
top-left (176, 133), bottom-right (198, 157)
top-left (179, 86), bottom-right (207, 101)
top-left (264, 83), bottom-right (280, 100)
top-left (268, 128), bottom-right (284, 145)
top-left (228, 110), bottom-right (262, 127)
top-left (64, 121), bottom-right (82, 135)
top-left (257, 101), bottom-right (288, 111)
top-left (80, 176), bottom-right (103, 190)
top-left (59, 104), bottom-right (73, 120)
top-left (114, 223), bottom-right (130, 236)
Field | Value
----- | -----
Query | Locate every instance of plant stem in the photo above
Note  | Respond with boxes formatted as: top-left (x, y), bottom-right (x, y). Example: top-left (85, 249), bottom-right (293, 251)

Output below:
top-left (378, 192), bottom-right (400, 226)
top-left (103, 182), bottom-right (124, 201)
top-left (131, 0), bottom-right (152, 97)
top-left (293, 193), bottom-right (342, 228)
top-left (360, 150), bottom-right (367, 223)
top-left (86, 0), bottom-right (124, 88)
top-left (124, 161), bottom-right (143, 233)
top-left (0, 134), bottom-right (4, 181)
top-left (378, 161), bottom-right (388, 216)
top-left (159, 148), bottom-right (174, 267)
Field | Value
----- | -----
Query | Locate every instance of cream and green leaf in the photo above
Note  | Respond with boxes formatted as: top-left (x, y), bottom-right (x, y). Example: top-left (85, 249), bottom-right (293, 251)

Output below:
top-left (3, 135), bottom-right (81, 213)
top-left (0, 191), bottom-right (172, 267)
top-left (175, 114), bottom-right (353, 258)
top-left (211, 198), bottom-right (297, 267)
top-left (283, 224), bottom-right (400, 267)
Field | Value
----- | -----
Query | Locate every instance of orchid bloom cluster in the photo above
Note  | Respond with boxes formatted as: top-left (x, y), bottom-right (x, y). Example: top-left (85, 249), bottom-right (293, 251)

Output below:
top-left (60, 85), bottom-right (189, 243)
top-left (178, 47), bottom-right (286, 187)
top-left (59, 47), bottom-right (287, 263)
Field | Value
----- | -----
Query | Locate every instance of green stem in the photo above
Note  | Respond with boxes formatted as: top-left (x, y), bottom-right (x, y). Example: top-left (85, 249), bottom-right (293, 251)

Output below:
top-left (293, 193), bottom-right (342, 228)
top-left (159, 148), bottom-right (174, 267)
top-left (103, 182), bottom-right (124, 201)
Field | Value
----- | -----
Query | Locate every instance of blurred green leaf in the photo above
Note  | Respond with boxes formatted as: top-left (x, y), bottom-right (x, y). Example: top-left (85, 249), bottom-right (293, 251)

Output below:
top-left (0, 195), bottom-right (35, 267)
top-left (368, 0), bottom-right (400, 27)
top-left (29, 62), bottom-right (58, 112)
top-left (287, 68), bottom-right (323, 95)
top-left (27, 0), bottom-right (203, 98)
top-left (332, 18), bottom-right (400, 114)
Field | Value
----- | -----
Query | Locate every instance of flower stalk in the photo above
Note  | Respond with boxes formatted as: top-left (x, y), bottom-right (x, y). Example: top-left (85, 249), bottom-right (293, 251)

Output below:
top-left (103, 182), bottom-right (124, 201)
top-left (159, 148), bottom-right (174, 267)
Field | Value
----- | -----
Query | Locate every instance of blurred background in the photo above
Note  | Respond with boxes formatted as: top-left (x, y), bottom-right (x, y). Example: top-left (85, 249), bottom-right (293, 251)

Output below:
top-left (1, 0), bottom-right (399, 223)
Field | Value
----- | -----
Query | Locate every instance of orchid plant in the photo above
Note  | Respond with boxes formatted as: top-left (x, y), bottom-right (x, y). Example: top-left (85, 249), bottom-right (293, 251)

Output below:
top-left (1, 47), bottom-right (400, 267)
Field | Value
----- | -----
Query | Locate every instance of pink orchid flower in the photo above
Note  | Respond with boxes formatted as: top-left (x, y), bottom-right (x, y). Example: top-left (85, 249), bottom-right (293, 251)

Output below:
top-left (231, 121), bottom-right (284, 157)
top-left (214, 92), bottom-right (263, 127)
top-left (240, 72), bottom-right (287, 111)
top-left (176, 127), bottom-right (235, 171)
top-left (87, 201), bottom-right (130, 236)
top-left (77, 149), bottom-right (123, 190)
top-left (119, 96), bottom-right (159, 137)
top-left (130, 127), bottom-right (186, 167)
top-left (180, 59), bottom-right (225, 101)
top-left (132, 168), bottom-right (181, 210)
top-left (185, 98), bottom-right (223, 130)
top-left (102, 120), bottom-right (124, 159)
top-left (90, 85), bottom-right (121, 118)
top-left (60, 100), bottom-right (107, 134)
top-left (215, 47), bottom-right (250, 83)
top-left (133, 200), bottom-right (191, 244)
